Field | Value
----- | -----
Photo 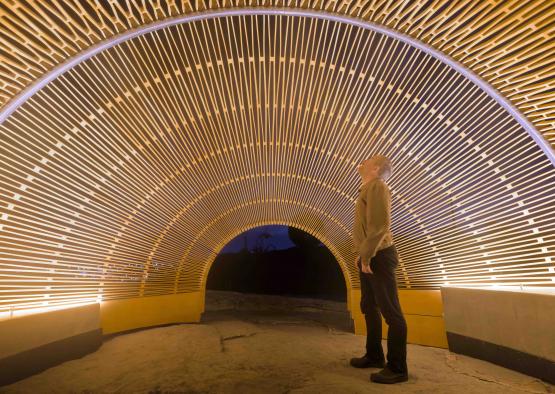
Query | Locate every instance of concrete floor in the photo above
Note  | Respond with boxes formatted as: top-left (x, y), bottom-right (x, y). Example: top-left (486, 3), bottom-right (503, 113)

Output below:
top-left (2, 291), bottom-right (553, 393)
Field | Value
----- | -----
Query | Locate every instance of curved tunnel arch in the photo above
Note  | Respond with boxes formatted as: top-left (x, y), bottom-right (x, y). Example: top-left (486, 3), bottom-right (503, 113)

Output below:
top-left (0, 8), bottom-right (554, 318)
top-left (139, 171), bottom-right (357, 290)
top-left (175, 198), bottom-right (353, 289)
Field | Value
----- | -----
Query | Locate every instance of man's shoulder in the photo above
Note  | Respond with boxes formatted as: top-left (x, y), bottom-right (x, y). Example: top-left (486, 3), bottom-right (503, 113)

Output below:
top-left (364, 178), bottom-right (390, 203)
top-left (367, 177), bottom-right (388, 191)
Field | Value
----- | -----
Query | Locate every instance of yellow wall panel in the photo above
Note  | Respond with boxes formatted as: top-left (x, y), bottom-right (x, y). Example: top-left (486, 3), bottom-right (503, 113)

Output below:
top-left (100, 292), bottom-right (203, 335)
top-left (351, 290), bottom-right (448, 348)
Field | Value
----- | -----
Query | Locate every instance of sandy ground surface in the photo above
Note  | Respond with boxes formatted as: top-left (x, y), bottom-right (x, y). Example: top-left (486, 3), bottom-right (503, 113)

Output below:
top-left (2, 291), bottom-right (553, 394)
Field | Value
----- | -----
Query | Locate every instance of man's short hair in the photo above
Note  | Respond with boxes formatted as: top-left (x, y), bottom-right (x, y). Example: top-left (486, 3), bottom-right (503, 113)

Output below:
top-left (371, 155), bottom-right (392, 180)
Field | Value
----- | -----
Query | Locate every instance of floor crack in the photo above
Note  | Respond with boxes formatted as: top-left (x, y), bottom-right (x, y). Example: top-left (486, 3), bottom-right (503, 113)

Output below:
top-left (218, 332), bottom-right (258, 353)
top-left (222, 332), bottom-right (258, 342)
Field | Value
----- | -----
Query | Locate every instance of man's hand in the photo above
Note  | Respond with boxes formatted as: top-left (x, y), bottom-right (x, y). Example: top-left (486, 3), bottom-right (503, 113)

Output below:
top-left (361, 262), bottom-right (373, 274)
top-left (357, 256), bottom-right (373, 274)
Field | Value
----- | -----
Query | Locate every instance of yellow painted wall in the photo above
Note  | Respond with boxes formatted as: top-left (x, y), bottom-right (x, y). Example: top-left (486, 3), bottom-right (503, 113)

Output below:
top-left (0, 288), bottom-right (446, 363)
top-left (0, 291), bottom-right (204, 360)
top-left (100, 292), bottom-right (203, 335)
top-left (349, 289), bottom-right (448, 348)
top-left (99, 289), bottom-right (447, 348)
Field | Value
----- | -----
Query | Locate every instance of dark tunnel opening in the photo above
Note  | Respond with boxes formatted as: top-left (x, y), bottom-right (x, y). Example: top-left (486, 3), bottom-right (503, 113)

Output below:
top-left (206, 225), bottom-right (347, 302)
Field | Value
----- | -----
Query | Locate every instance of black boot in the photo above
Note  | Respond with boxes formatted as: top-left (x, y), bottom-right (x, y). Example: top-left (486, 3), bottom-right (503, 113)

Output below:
top-left (370, 366), bottom-right (408, 384)
top-left (349, 355), bottom-right (385, 369)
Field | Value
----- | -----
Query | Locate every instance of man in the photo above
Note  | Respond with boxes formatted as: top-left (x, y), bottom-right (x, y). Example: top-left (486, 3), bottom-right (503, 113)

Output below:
top-left (349, 154), bottom-right (408, 384)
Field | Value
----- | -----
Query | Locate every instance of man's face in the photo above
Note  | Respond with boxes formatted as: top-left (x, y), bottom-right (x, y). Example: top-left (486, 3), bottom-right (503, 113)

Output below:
top-left (357, 157), bottom-right (378, 178)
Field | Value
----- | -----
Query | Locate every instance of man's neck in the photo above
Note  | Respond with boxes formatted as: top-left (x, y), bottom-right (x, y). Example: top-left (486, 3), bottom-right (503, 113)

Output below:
top-left (361, 175), bottom-right (379, 185)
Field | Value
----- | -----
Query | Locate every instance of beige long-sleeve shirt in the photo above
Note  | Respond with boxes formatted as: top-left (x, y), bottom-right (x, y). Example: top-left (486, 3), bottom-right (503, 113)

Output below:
top-left (352, 177), bottom-right (393, 266)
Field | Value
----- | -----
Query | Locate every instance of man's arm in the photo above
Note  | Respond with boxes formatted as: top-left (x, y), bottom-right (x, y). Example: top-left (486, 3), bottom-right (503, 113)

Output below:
top-left (359, 180), bottom-right (391, 266)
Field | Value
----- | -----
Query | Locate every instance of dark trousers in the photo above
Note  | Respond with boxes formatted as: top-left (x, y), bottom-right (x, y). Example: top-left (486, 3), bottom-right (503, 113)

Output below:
top-left (358, 245), bottom-right (408, 373)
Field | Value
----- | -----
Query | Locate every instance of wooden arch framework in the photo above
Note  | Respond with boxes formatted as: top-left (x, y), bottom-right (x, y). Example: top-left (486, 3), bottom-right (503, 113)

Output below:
top-left (0, 1), bottom-right (554, 343)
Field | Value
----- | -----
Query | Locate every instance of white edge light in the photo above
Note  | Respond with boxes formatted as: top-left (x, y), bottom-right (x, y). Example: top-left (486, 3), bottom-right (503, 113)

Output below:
top-left (0, 300), bottom-right (101, 321)
top-left (440, 284), bottom-right (555, 295)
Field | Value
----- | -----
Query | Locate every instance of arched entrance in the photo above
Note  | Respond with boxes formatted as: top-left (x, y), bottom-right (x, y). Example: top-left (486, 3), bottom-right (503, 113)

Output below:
top-left (199, 221), bottom-right (355, 317)
top-left (206, 225), bottom-right (347, 301)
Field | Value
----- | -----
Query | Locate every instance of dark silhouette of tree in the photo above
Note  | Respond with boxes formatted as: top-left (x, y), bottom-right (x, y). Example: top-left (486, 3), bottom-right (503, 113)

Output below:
top-left (239, 234), bottom-right (250, 254)
top-left (287, 212), bottom-right (326, 250)
top-left (252, 230), bottom-right (276, 253)
top-left (288, 226), bottom-right (322, 249)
